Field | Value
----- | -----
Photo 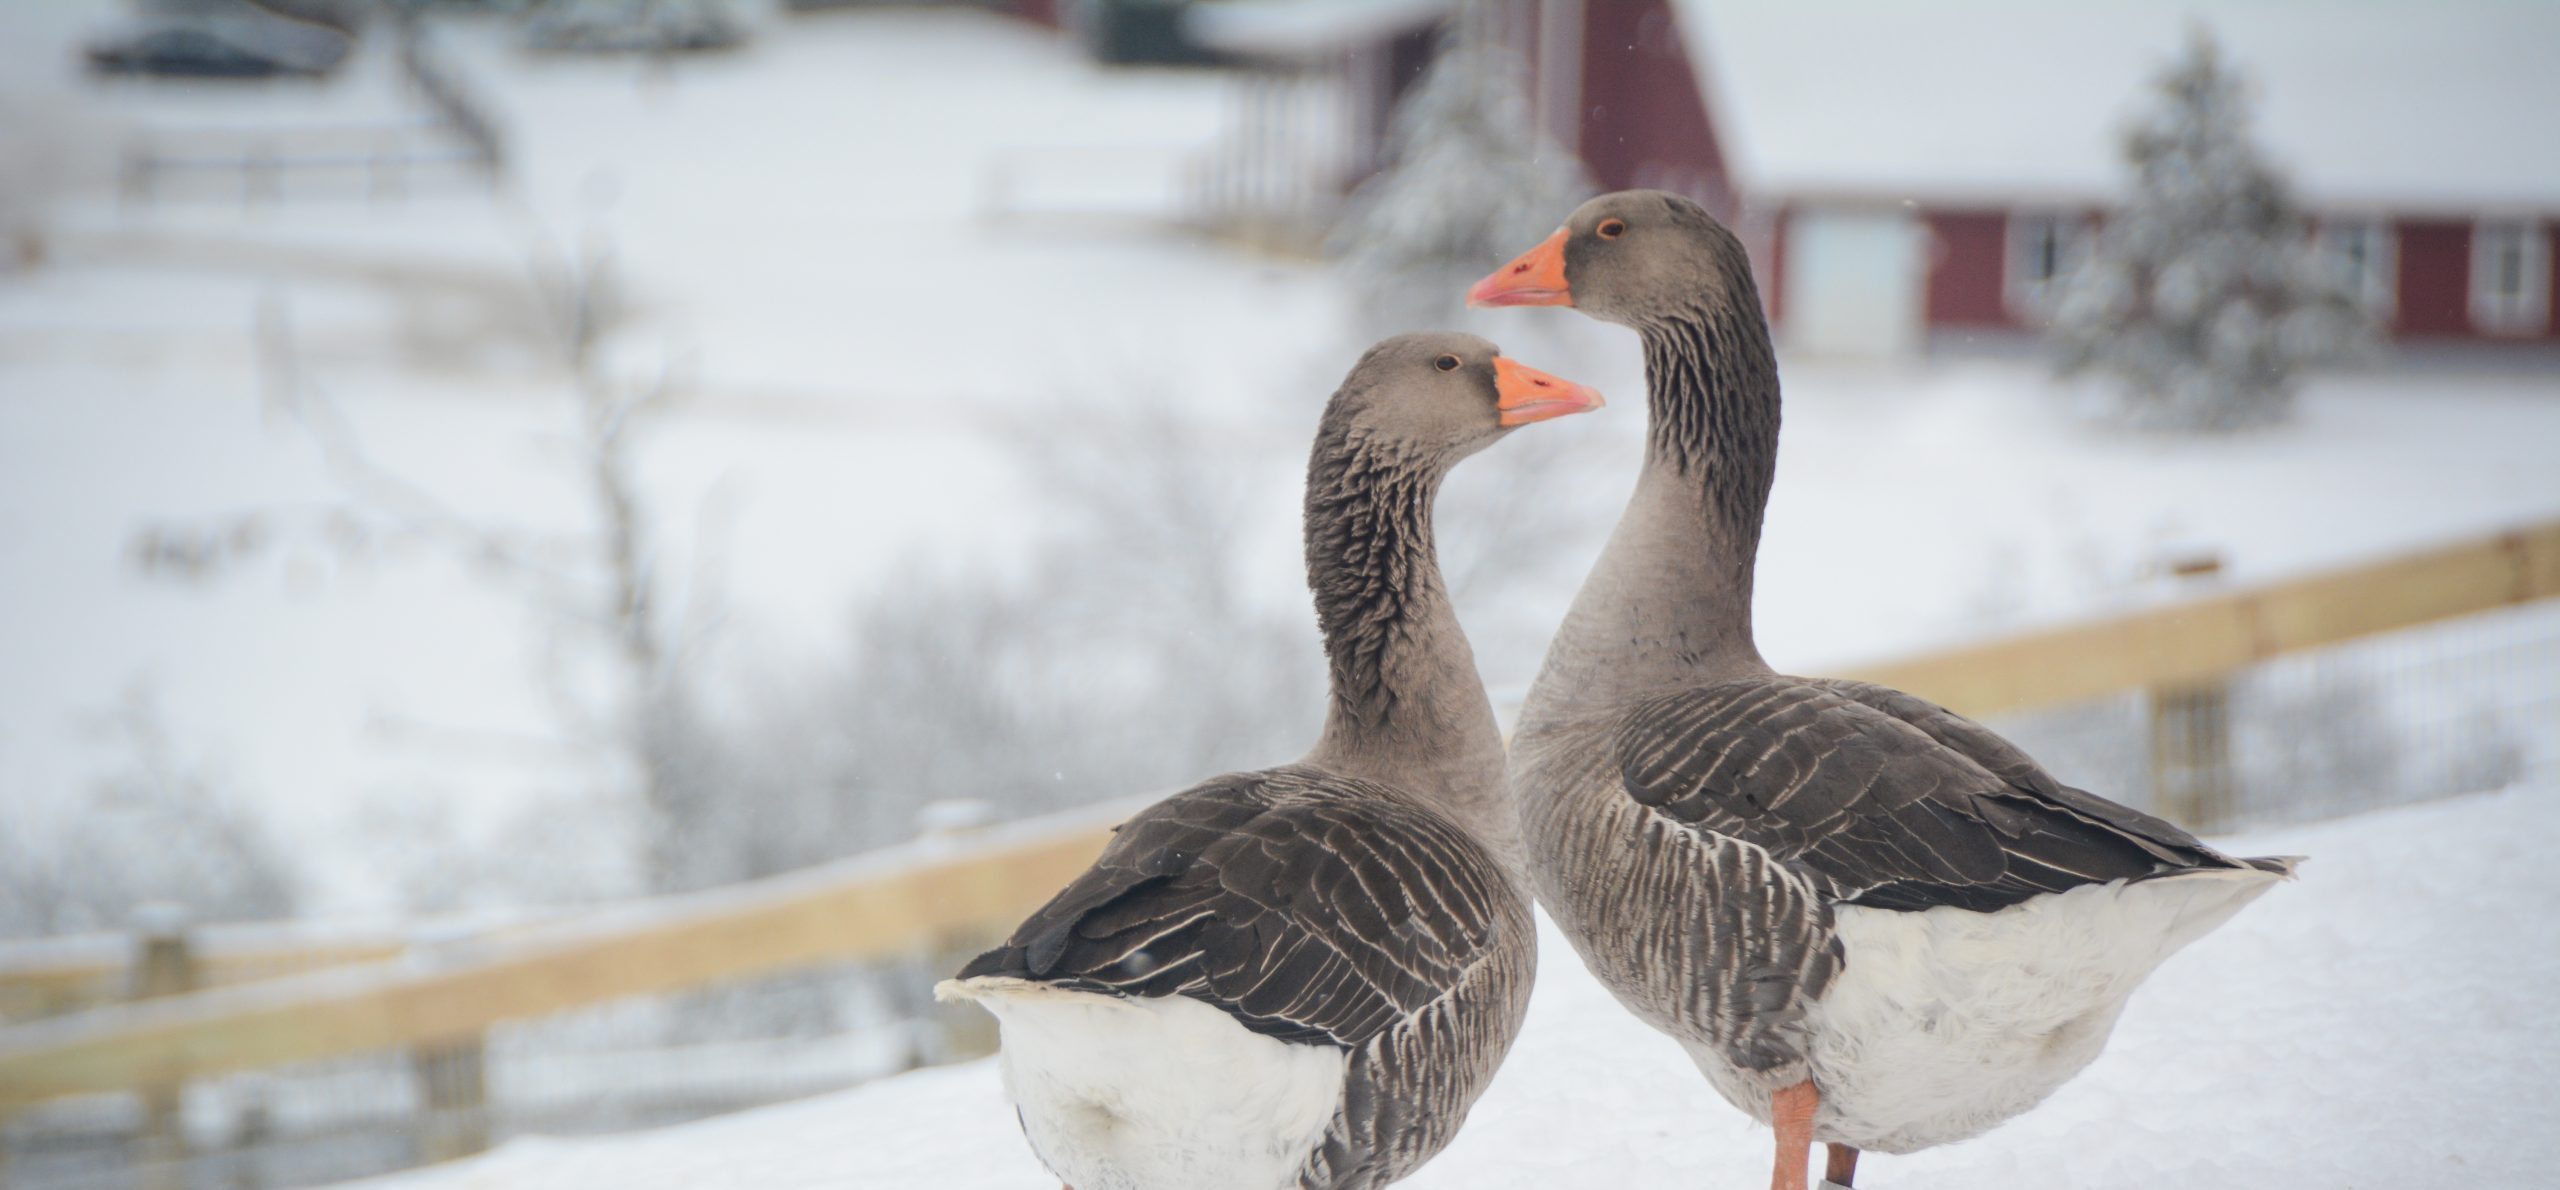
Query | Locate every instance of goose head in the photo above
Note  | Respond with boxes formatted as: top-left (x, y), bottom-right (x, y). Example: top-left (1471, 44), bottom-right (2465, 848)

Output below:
top-left (1466, 190), bottom-right (1757, 329)
top-left (1324, 332), bottom-right (1604, 464)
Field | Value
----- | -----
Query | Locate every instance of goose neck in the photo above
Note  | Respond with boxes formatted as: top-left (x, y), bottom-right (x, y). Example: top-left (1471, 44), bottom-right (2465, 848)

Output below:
top-left (1636, 302), bottom-right (1781, 546)
top-left (1300, 428), bottom-right (1513, 857)
top-left (1520, 303), bottom-right (1780, 722)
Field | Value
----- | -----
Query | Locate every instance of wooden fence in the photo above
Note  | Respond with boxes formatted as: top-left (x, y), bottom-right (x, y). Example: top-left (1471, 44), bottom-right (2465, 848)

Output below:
top-left (1, 517), bottom-right (2553, 1128)
top-left (1839, 523), bottom-right (2560, 717)
top-left (0, 910), bottom-right (565, 1026)
top-left (0, 931), bottom-right (405, 1026)
top-left (0, 803), bottom-right (1131, 1110)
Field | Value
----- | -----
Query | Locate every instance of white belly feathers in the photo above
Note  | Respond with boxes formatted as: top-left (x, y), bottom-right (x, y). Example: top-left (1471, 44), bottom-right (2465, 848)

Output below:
top-left (1689, 866), bottom-right (2288, 1154)
top-left (938, 977), bottom-right (1349, 1190)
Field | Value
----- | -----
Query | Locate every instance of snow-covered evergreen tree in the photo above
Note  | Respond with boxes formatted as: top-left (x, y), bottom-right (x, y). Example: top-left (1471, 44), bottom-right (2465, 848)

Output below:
top-left (1328, 22), bottom-right (1592, 333)
top-left (2048, 30), bottom-right (2370, 431)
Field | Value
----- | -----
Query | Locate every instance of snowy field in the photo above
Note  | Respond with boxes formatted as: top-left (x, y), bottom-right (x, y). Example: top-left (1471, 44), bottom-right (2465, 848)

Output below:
top-left (347, 782), bottom-right (2557, 1190)
top-left (3, 4), bottom-right (2558, 921)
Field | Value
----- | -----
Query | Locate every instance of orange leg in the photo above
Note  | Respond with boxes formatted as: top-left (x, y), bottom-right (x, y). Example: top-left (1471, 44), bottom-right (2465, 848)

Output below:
top-left (1825, 1143), bottom-right (1860, 1187)
top-left (1770, 1081), bottom-right (1820, 1190)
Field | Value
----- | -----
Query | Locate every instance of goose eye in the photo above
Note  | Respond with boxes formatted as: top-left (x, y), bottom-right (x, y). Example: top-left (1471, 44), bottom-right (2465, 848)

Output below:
top-left (1596, 218), bottom-right (1627, 239)
top-left (1434, 354), bottom-right (1462, 372)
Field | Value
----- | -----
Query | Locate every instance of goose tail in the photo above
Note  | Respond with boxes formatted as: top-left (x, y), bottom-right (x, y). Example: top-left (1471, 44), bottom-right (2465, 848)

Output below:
top-left (934, 975), bottom-right (1037, 1005)
top-left (2240, 854), bottom-right (2306, 878)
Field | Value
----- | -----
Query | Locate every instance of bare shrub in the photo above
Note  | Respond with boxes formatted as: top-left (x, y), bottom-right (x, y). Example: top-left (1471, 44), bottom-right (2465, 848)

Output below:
top-left (0, 688), bottom-right (300, 938)
top-left (722, 399), bottom-right (1327, 865)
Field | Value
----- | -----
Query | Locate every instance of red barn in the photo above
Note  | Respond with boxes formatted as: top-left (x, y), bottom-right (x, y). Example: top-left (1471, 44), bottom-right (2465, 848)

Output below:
top-left (1499, 0), bottom-right (2560, 357)
top-left (1013, 1), bottom-right (2557, 358)
top-left (1105, 2), bottom-right (2560, 358)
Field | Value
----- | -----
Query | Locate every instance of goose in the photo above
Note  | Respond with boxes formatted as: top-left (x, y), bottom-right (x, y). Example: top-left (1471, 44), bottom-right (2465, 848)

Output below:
top-left (937, 333), bottom-right (1603, 1190)
top-left (1467, 191), bottom-right (2299, 1190)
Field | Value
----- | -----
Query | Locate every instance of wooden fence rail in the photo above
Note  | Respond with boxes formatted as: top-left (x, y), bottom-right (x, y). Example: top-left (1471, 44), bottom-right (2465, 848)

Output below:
top-left (0, 801), bottom-right (1133, 1108)
top-left (0, 912), bottom-right (562, 1024)
top-left (0, 936), bottom-right (404, 1026)
top-left (1835, 521), bottom-right (2560, 717)
top-left (2, 517), bottom-right (2553, 1112)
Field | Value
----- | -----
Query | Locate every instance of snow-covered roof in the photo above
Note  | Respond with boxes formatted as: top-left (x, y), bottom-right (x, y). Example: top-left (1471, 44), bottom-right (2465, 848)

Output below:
top-left (1674, 0), bottom-right (2560, 214)
top-left (1185, 0), bottom-right (1449, 62)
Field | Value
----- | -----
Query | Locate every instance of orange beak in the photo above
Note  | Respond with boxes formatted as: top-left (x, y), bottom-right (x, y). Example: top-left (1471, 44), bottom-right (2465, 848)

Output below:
top-left (1494, 357), bottom-right (1604, 427)
top-left (1468, 229), bottom-right (1573, 308)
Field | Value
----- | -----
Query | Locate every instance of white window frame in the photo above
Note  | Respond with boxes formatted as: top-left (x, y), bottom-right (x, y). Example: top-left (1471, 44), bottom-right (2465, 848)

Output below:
top-left (2318, 216), bottom-right (2398, 320)
top-left (2471, 219), bottom-right (2551, 335)
top-left (2005, 211), bottom-right (2090, 318)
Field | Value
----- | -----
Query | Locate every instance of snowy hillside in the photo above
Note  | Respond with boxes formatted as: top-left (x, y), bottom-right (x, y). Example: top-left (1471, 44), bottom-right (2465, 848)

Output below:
top-left (348, 783), bottom-right (2556, 1189)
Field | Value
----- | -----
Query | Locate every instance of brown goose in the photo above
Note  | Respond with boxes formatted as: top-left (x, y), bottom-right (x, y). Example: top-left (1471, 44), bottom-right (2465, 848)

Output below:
top-left (937, 333), bottom-right (1602, 1190)
top-left (1469, 192), bottom-right (2298, 1190)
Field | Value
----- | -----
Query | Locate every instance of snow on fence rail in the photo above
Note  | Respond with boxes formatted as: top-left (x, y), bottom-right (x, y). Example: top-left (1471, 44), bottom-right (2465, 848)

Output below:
top-left (0, 517), bottom-right (2552, 1177)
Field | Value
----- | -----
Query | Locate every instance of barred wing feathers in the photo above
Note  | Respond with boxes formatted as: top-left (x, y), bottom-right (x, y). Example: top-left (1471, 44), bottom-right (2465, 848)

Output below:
top-left (958, 766), bottom-right (1510, 1049)
top-left (1614, 677), bottom-right (2259, 914)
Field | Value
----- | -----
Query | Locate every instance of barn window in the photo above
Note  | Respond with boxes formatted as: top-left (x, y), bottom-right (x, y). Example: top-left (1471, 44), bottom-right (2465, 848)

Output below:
top-left (2470, 220), bottom-right (2550, 334)
top-left (2005, 212), bottom-right (2089, 317)
top-left (2320, 218), bottom-right (2397, 319)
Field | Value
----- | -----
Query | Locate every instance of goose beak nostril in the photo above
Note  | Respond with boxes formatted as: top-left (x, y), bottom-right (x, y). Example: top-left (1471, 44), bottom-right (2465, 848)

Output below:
top-left (1492, 356), bottom-right (1604, 427)
top-left (1468, 230), bottom-right (1573, 308)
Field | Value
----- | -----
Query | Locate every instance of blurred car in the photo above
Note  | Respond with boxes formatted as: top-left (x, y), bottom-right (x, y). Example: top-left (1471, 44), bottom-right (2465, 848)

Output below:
top-left (1064, 0), bottom-right (1224, 66)
top-left (85, 2), bottom-right (356, 78)
top-left (522, 0), bottom-right (746, 55)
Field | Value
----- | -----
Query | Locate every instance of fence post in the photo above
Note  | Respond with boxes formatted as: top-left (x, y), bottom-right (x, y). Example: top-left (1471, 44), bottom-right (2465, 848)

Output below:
top-left (412, 1038), bottom-right (489, 1163)
top-left (914, 799), bottom-right (1003, 1065)
top-left (407, 922), bottom-right (490, 1163)
top-left (2150, 681), bottom-right (2236, 829)
top-left (2148, 550), bottom-right (2236, 830)
top-left (225, 1076), bottom-right (273, 1190)
top-left (129, 903), bottom-right (199, 1190)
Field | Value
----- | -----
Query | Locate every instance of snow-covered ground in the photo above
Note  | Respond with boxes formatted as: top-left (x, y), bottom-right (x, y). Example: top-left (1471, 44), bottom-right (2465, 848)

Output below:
top-left (2, 3), bottom-right (2555, 920)
top-left (5, 5), bottom-right (2556, 1185)
top-left (345, 782), bottom-right (2557, 1189)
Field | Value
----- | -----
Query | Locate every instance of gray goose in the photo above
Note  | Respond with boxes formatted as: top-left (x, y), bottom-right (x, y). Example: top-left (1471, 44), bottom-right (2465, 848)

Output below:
top-left (938, 333), bottom-right (1603, 1190)
top-left (1469, 191), bottom-right (2299, 1190)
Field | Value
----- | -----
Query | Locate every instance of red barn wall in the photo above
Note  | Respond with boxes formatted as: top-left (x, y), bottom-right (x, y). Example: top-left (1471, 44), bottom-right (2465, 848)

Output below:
top-left (1923, 210), bottom-right (2014, 329)
top-left (2549, 220), bottom-right (2560, 338)
top-left (2376, 217), bottom-right (2560, 342)
top-left (1580, 0), bottom-right (1733, 217)
top-left (2394, 219), bottom-right (2472, 338)
top-left (1898, 209), bottom-right (2560, 345)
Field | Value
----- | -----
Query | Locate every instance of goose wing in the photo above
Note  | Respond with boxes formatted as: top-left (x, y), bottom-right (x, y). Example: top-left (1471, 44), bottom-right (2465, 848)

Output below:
top-left (1615, 677), bottom-right (2239, 913)
top-left (958, 766), bottom-right (1510, 1048)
